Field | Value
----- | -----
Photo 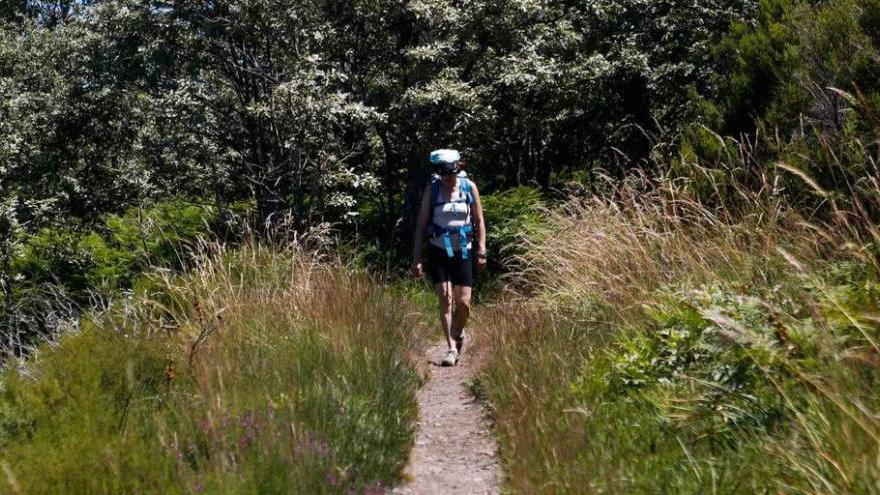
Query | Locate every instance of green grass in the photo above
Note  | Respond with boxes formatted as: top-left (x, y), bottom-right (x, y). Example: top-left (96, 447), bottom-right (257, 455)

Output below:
top-left (0, 243), bottom-right (424, 494)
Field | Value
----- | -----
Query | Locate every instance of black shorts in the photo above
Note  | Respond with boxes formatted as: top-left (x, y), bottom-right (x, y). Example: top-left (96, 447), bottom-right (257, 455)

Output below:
top-left (426, 244), bottom-right (474, 287)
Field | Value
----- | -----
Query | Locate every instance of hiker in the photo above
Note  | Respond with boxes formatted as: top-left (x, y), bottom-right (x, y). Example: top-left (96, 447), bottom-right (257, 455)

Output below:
top-left (411, 149), bottom-right (487, 366)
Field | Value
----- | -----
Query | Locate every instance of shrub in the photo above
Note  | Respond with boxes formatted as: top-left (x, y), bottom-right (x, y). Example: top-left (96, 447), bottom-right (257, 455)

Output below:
top-left (479, 186), bottom-right (546, 275)
top-left (2, 200), bottom-right (228, 351)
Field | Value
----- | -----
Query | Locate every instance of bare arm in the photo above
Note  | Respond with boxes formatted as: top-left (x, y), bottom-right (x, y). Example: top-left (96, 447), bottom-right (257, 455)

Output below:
top-left (412, 183), bottom-right (432, 266)
top-left (469, 180), bottom-right (487, 256)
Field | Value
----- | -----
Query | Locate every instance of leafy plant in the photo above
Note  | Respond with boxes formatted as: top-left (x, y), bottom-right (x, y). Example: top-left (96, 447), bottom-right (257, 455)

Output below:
top-left (479, 186), bottom-right (546, 274)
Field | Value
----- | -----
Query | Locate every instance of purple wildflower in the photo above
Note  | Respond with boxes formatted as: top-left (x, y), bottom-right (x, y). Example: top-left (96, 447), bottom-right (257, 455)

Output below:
top-left (241, 410), bottom-right (255, 429)
top-left (363, 481), bottom-right (385, 495)
top-left (325, 469), bottom-right (339, 487)
top-left (239, 429), bottom-right (255, 448)
top-left (311, 439), bottom-right (331, 457)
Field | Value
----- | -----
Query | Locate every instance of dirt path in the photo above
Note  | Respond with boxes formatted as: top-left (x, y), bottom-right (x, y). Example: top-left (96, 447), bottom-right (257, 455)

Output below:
top-left (393, 341), bottom-right (501, 495)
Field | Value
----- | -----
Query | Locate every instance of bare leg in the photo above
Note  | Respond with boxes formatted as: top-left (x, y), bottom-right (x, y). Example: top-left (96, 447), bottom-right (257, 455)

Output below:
top-left (436, 281), bottom-right (455, 350)
top-left (452, 285), bottom-right (472, 349)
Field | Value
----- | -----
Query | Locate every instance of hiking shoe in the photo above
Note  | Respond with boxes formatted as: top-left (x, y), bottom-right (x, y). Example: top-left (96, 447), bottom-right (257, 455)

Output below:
top-left (441, 348), bottom-right (459, 367)
top-left (454, 329), bottom-right (467, 354)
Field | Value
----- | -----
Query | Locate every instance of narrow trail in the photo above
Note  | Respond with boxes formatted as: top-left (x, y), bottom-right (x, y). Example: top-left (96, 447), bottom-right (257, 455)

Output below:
top-left (393, 341), bottom-right (501, 494)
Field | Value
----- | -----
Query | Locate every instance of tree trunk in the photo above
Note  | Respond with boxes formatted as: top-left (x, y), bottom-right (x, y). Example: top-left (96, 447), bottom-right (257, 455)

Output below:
top-left (402, 147), bottom-right (427, 261)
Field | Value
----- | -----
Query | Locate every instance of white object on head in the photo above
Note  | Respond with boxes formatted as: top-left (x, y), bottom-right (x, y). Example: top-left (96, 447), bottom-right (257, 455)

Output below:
top-left (432, 171), bottom-right (468, 179)
top-left (429, 149), bottom-right (461, 164)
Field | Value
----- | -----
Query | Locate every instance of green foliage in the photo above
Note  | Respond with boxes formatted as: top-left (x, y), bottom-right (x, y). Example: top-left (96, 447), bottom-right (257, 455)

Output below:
top-left (0, 200), bottom-right (226, 350)
top-left (0, 326), bottom-right (175, 493)
top-left (479, 186), bottom-right (546, 274)
top-left (605, 289), bottom-right (791, 440)
top-left (2, 0), bottom-right (786, 343)
top-left (682, 0), bottom-right (880, 208)
top-left (11, 201), bottom-right (216, 301)
top-left (2, 0), bottom-right (761, 236)
top-left (5, 1), bottom-right (880, 491)
top-left (700, 0), bottom-right (803, 135)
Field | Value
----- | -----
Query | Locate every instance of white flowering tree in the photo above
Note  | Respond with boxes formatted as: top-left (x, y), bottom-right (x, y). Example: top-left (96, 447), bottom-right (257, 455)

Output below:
top-left (1, 0), bottom-right (764, 349)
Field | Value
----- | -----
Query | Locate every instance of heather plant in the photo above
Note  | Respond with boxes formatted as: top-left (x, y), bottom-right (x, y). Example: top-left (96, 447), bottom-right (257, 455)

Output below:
top-left (0, 242), bottom-right (423, 493)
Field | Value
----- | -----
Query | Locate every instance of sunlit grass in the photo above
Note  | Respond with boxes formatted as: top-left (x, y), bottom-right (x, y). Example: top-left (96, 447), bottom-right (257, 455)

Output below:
top-left (477, 158), bottom-right (880, 493)
top-left (0, 242), bottom-right (425, 494)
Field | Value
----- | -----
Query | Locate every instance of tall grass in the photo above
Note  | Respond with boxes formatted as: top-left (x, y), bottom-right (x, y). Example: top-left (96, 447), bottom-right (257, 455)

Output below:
top-left (0, 241), bottom-right (424, 494)
top-left (476, 149), bottom-right (880, 493)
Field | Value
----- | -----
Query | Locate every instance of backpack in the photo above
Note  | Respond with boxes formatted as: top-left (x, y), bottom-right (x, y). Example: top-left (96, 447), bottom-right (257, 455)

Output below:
top-left (426, 175), bottom-right (475, 259)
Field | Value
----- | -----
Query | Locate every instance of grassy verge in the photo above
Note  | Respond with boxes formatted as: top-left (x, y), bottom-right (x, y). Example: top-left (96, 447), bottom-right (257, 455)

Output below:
top-left (0, 243), bottom-right (424, 494)
top-left (477, 177), bottom-right (880, 493)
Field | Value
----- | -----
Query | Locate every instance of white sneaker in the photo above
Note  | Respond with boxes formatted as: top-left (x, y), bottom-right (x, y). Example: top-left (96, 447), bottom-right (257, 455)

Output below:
top-left (442, 348), bottom-right (459, 367)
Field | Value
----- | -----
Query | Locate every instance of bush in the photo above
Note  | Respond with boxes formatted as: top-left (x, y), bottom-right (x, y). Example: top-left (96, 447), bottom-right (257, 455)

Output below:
top-left (2, 200), bottom-right (227, 350)
top-left (680, 0), bottom-right (880, 211)
top-left (20, 201), bottom-right (217, 295)
top-left (479, 186), bottom-right (546, 276)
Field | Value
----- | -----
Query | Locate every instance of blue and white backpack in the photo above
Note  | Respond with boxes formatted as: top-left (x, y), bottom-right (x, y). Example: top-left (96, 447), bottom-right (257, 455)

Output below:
top-left (426, 172), bottom-right (475, 259)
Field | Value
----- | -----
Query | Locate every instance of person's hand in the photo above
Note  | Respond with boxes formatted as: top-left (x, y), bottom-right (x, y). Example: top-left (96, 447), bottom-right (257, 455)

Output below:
top-left (476, 252), bottom-right (488, 272)
top-left (411, 261), bottom-right (424, 278)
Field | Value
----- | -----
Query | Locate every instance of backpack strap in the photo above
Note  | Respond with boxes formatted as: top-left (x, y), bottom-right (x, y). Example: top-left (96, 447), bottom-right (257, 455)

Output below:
top-left (460, 178), bottom-right (474, 206)
top-left (459, 179), bottom-right (474, 259)
top-left (458, 224), bottom-right (471, 259)
top-left (426, 177), bottom-right (440, 238)
top-left (431, 176), bottom-right (441, 207)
